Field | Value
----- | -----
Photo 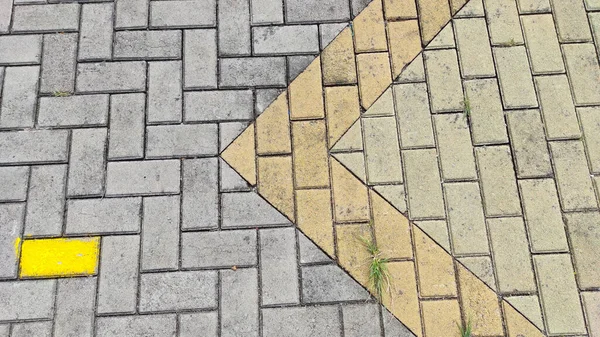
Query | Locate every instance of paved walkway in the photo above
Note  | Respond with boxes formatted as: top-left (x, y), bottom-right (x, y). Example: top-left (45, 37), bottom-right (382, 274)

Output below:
top-left (0, 0), bottom-right (599, 336)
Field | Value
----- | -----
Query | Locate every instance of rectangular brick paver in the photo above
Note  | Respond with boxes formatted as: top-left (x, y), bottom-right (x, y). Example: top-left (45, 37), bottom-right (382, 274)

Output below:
top-left (562, 43), bottom-right (600, 106)
top-left (220, 57), bottom-right (286, 87)
top-left (221, 268), bottom-right (259, 337)
top-left (114, 31), bottom-right (182, 60)
top-left (11, 4), bottom-right (79, 33)
top-left (96, 315), bottom-right (176, 337)
top-left (476, 146), bottom-right (522, 217)
top-left (0, 166), bottom-right (28, 202)
top-left (0, 130), bottom-right (69, 164)
top-left (403, 149), bottom-right (445, 219)
top-left (521, 14), bottom-right (565, 74)
top-left (40, 33), bottom-right (77, 94)
top-left (180, 312), bottom-right (219, 337)
top-left (549, 0), bottom-right (592, 42)
top-left (76, 62), bottom-right (146, 93)
top-left (218, 0), bottom-right (251, 56)
top-left (260, 228), bottom-right (299, 305)
top-left (181, 230), bottom-right (257, 268)
top-left (393, 83), bottom-right (435, 149)
top-left (463, 79), bottom-right (509, 145)
top-left (506, 109), bottom-right (552, 178)
top-left (115, 0), bottom-right (149, 29)
top-left (147, 61), bottom-right (183, 122)
top-left (146, 124), bottom-right (218, 158)
top-left (67, 128), bottom-right (106, 197)
top-left (150, 0), bottom-right (216, 28)
top-left (184, 29), bottom-right (217, 89)
top-left (53, 277), bottom-right (96, 337)
top-left (106, 160), bottom-right (180, 196)
top-left (564, 212), bottom-right (600, 289)
top-left (262, 306), bottom-right (341, 337)
top-left (579, 107), bottom-right (600, 174)
top-left (484, 0), bottom-right (524, 45)
top-left (444, 182), bottom-right (489, 255)
top-left (0, 35), bottom-right (41, 65)
top-left (184, 90), bottom-right (253, 121)
top-left (139, 271), bottom-right (218, 312)
top-left (24, 165), bottom-right (66, 237)
top-left (434, 113), bottom-right (477, 181)
top-left (142, 196), bottom-right (180, 271)
top-left (108, 93), bottom-right (145, 160)
top-left (535, 75), bottom-right (581, 140)
top-left (182, 158), bottom-right (219, 230)
top-left (494, 46), bottom-right (538, 109)
top-left (454, 18), bottom-right (495, 78)
top-left (66, 198), bottom-right (141, 234)
top-left (38, 95), bottom-right (109, 128)
top-left (363, 117), bottom-right (403, 184)
top-left (0, 204), bottom-right (24, 278)
top-left (78, 3), bottom-right (113, 61)
top-left (0, 66), bottom-right (39, 128)
top-left (424, 49), bottom-right (464, 113)
top-left (253, 26), bottom-right (319, 55)
top-left (0, 280), bottom-right (55, 321)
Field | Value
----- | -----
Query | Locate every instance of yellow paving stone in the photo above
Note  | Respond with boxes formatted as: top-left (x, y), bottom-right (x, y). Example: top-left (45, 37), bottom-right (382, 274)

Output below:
top-left (457, 264), bottom-right (505, 336)
top-left (257, 156), bottom-right (295, 220)
top-left (20, 237), bottom-right (100, 278)
top-left (383, 0), bottom-right (418, 20)
top-left (413, 227), bottom-right (457, 298)
top-left (330, 158), bottom-right (370, 223)
top-left (421, 300), bottom-right (461, 337)
top-left (221, 124), bottom-right (256, 185)
top-left (416, 0), bottom-right (451, 45)
top-left (256, 92), bottom-right (291, 155)
top-left (321, 28), bottom-right (357, 85)
top-left (353, 0), bottom-right (388, 53)
top-left (503, 301), bottom-right (546, 337)
top-left (288, 57), bottom-right (325, 120)
top-left (356, 52), bottom-right (392, 109)
top-left (330, 120), bottom-right (363, 152)
top-left (387, 20), bottom-right (422, 78)
top-left (335, 223), bottom-right (371, 286)
top-left (325, 86), bottom-right (361, 147)
top-left (296, 189), bottom-right (335, 257)
top-left (370, 190), bottom-right (412, 259)
top-left (292, 120), bottom-right (330, 189)
top-left (381, 261), bottom-right (423, 337)
top-left (450, 0), bottom-right (469, 15)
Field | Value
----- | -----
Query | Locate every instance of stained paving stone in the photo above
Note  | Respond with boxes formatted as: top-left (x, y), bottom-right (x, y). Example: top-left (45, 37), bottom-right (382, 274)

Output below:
top-left (40, 33), bottom-right (77, 94)
top-left (494, 46), bottom-right (538, 109)
top-left (181, 230), bottom-right (257, 268)
top-left (96, 315), bottom-right (176, 337)
top-left (444, 182), bottom-right (489, 255)
top-left (579, 107), bottom-right (600, 174)
top-left (221, 268), bottom-right (259, 337)
top-left (260, 228), bottom-right (299, 305)
top-left (285, 0), bottom-right (350, 23)
top-left (147, 61), bottom-right (182, 123)
top-left (139, 271), bottom-right (218, 312)
top-left (535, 75), bottom-right (581, 140)
top-left (262, 306), bottom-right (341, 337)
top-left (298, 231), bottom-right (331, 264)
top-left (484, 0), bottom-right (524, 45)
top-left (363, 116), bottom-right (403, 184)
top-left (182, 158), bottom-right (219, 230)
top-left (11, 4), bottom-right (79, 33)
top-left (0, 35), bottom-right (41, 65)
top-left (251, 0), bottom-right (283, 24)
top-left (516, 0), bottom-right (550, 13)
top-left (424, 49), bottom-right (463, 113)
top-left (453, 18), bottom-right (495, 78)
top-left (505, 295), bottom-right (544, 330)
top-left (371, 184), bottom-right (405, 214)
top-left (564, 212), bottom-right (600, 289)
top-left (142, 196), bottom-right (180, 271)
top-left (403, 149), bottom-right (445, 219)
top-left (220, 57), bottom-right (286, 87)
top-left (218, 0), bottom-right (250, 56)
top-left (562, 43), bottom-right (600, 106)
top-left (550, 0), bottom-right (592, 42)
top-left (463, 79), bottom-right (508, 145)
top-left (179, 312), bottom-right (219, 337)
top-left (425, 22), bottom-right (455, 50)
top-left (254, 26), bottom-right (319, 55)
top-left (108, 93), bottom-right (145, 160)
top-left (458, 256), bottom-right (496, 290)
top-left (521, 14), bottom-right (565, 74)
top-left (476, 146), bottom-right (522, 217)
top-left (114, 31), bottom-right (182, 59)
top-left (433, 113), bottom-right (477, 181)
top-left (506, 109), bottom-right (552, 178)
top-left (582, 292), bottom-right (600, 337)
top-left (0, 130), bottom-right (68, 164)
top-left (0, 280), bottom-right (55, 321)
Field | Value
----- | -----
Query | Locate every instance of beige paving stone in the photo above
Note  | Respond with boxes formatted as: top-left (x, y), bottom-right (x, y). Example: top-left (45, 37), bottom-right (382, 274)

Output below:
top-left (383, 0), bottom-right (417, 20)
top-left (331, 158), bottom-right (370, 223)
top-left (487, 217), bottom-right (536, 294)
top-left (516, 0), bottom-right (550, 13)
top-left (393, 83), bottom-right (435, 149)
top-left (395, 53), bottom-right (425, 83)
top-left (582, 291), bottom-right (600, 337)
top-left (256, 92), bottom-right (291, 155)
top-left (455, 0), bottom-right (484, 18)
top-left (586, 0), bottom-right (600, 10)
top-left (591, 13), bottom-right (600, 57)
top-left (415, 0), bottom-right (451, 44)
top-left (291, 120), bottom-right (329, 189)
top-left (425, 23), bottom-right (455, 50)
top-left (549, 0), bottom-right (592, 43)
top-left (370, 191), bottom-right (412, 259)
top-left (450, 0), bottom-right (469, 14)
top-left (257, 156), bottom-right (295, 220)
top-left (494, 46), bottom-right (538, 109)
top-left (373, 184), bottom-right (407, 213)
top-left (288, 58), bottom-right (324, 120)
top-left (414, 227), bottom-right (457, 298)
top-left (503, 301), bottom-right (545, 337)
top-left (433, 113), bottom-right (477, 181)
top-left (414, 220), bottom-right (450, 252)
top-left (363, 117), bottom-right (403, 185)
top-left (325, 86), bottom-right (361, 147)
top-left (564, 212), bottom-right (600, 289)
top-left (444, 182), bottom-right (489, 256)
top-left (475, 146), bottom-right (522, 217)
top-left (423, 49), bottom-right (463, 113)
top-left (353, 0), bottom-right (388, 53)
top-left (506, 109), bottom-right (552, 178)
top-left (521, 14), bottom-right (564, 75)
top-left (221, 124), bottom-right (256, 185)
top-left (505, 296), bottom-right (544, 330)
top-left (331, 121), bottom-right (363, 152)
top-left (335, 223), bottom-right (371, 286)
top-left (458, 256), bottom-right (496, 290)
top-left (363, 86), bottom-right (394, 117)
top-left (579, 107), bottom-right (600, 174)
top-left (403, 149), bottom-right (445, 220)
top-left (534, 75), bottom-right (581, 140)
top-left (356, 52), bottom-right (392, 109)
top-left (454, 18), bottom-right (495, 78)
top-left (533, 254), bottom-right (587, 335)
top-left (421, 300), bottom-right (461, 337)
top-left (463, 79), bottom-right (508, 145)
top-left (483, 0), bottom-right (524, 45)
top-left (518, 179), bottom-right (569, 253)
top-left (387, 20), bottom-right (421, 78)
top-left (296, 189), bottom-right (335, 257)
top-left (380, 261), bottom-right (422, 337)
top-left (332, 152), bottom-right (366, 182)
top-left (562, 43), bottom-right (600, 106)
top-left (457, 264), bottom-right (504, 336)
top-left (321, 28), bottom-right (357, 86)
top-left (549, 141), bottom-right (598, 211)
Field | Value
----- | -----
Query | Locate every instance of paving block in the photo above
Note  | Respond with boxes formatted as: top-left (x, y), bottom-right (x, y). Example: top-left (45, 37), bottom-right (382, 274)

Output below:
top-left (505, 295), bottom-right (544, 330)
top-left (331, 159), bottom-right (370, 222)
top-left (19, 237), bottom-right (99, 278)
top-left (255, 89), bottom-right (283, 115)
top-left (150, 0), bottom-right (216, 27)
top-left (454, 18), bottom-right (495, 78)
top-left (298, 231), bottom-right (331, 264)
top-left (356, 52), bottom-right (392, 109)
top-left (38, 95), bottom-right (109, 127)
top-left (535, 75), bottom-right (581, 140)
top-left (24, 165), bottom-right (66, 236)
top-left (483, 0), bottom-right (524, 45)
top-left (218, 0), bottom-right (250, 56)
top-left (458, 256), bottom-right (496, 290)
top-left (219, 121), bottom-right (250, 152)
top-left (96, 315), bottom-right (176, 337)
top-left (11, 322), bottom-right (51, 337)
top-left (142, 196), bottom-right (180, 271)
top-left (462, 79), bottom-right (507, 145)
top-left (0, 66), bottom-right (39, 128)
top-left (506, 109), bottom-right (552, 178)
top-left (295, 189), bottom-right (335, 257)
top-left (324, 86), bottom-right (360, 146)
top-left (321, 27), bottom-right (356, 85)
top-left (564, 212), bottom-right (600, 289)
top-left (416, 0), bottom-right (451, 44)
top-left (78, 3), bottom-right (113, 60)
top-left (219, 269), bottom-right (258, 337)
top-left (383, 0), bottom-right (417, 19)
top-left (179, 312), bottom-right (219, 337)
top-left (414, 227), bottom-right (457, 297)
top-left (342, 304), bottom-right (382, 337)
top-left (426, 21), bottom-right (455, 50)
top-left (444, 182), bottom-right (489, 255)
top-left (108, 93), bottom-right (145, 160)
top-left (582, 292), bottom-right (600, 337)
top-left (254, 25), bottom-right (319, 55)
top-left (562, 43), bottom-right (600, 105)
top-left (139, 271), bottom-right (218, 312)
top-left (259, 228), bottom-right (299, 305)
top-left (351, 0), bottom-right (371, 17)
top-left (0, 0), bottom-right (11, 33)
top-left (289, 59), bottom-right (324, 120)
top-left (11, 4), bottom-right (79, 32)
top-left (521, 14), bottom-right (565, 75)
top-left (0, 280), bottom-right (55, 321)
top-left (251, 0), bottom-right (283, 24)
top-left (0, 35), bottom-right (41, 65)
top-left (433, 113), bottom-right (477, 181)
top-left (184, 29), bottom-right (217, 89)
top-left (363, 117), bottom-right (403, 184)
top-left (549, 0), bottom-right (592, 42)
top-left (40, 33), bottom-right (77, 94)
top-left (403, 149), bottom-right (446, 219)
top-left (106, 160), bottom-right (180, 196)
top-left (579, 107), bottom-right (600, 174)
top-left (395, 53), bottom-right (425, 84)
top-left (97, 235), bottom-right (139, 314)
top-left (66, 197), bottom-right (141, 234)
top-left (182, 158), bottom-right (219, 229)
top-left (516, 0), bottom-right (550, 13)
top-left (494, 46), bottom-right (538, 109)
top-left (424, 49), bottom-right (463, 112)
top-left (262, 306), bottom-right (341, 337)
top-left (414, 221), bottom-right (449, 253)
top-left (421, 300), bottom-right (461, 337)
top-left (146, 124), bottom-right (218, 158)
top-left (301, 265), bottom-right (369, 303)
top-left (257, 155), bottom-right (295, 220)
top-left (115, 0), bottom-right (149, 29)
top-left (184, 90), bottom-right (253, 121)
top-left (53, 277), bottom-right (96, 337)
top-left (393, 83), bottom-right (435, 149)
top-left (67, 128), bottom-right (106, 197)
top-left (114, 31), bottom-right (182, 59)
top-left (0, 166), bottom-right (28, 202)
top-left (220, 57), bottom-right (286, 87)
top-left (181, 230), bottom-right (257, 268)
top-left (0, 129), bottom-right (68, 164)
top-left (76, 61), bottom-right (146, 93)
top-left (0, 204), bottom-right (24, 278)
top-left (285, 0), bottom-right (349, 22)
top-left (146, 61), bottom-right (182, 123)
top-left (292, 120), bottom-right (330, 188)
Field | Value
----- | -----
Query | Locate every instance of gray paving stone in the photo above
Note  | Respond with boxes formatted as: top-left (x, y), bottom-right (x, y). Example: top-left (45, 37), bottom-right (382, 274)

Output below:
top-left (403, 149), bottom-right (446, 220)
top-left (218, 0), bottom-right (250, 56)
top-left (433, 113), bottom-right (477, 181)
top-left (494, 46), bottom-right (538, 109)
top-left (148, 61), bottom-right (182, 123)
top-left (298, 231), bottom-right (331, 264)
top-left (139, 271), bottom-right (218, 312)
top-left (181, 230), bottom-right (257, 268)
top-left (521, 14), bottom-right (565, 75)
top-left (0, 166), bottom-right (28, 201)
top-left (535, 75), bottom-right (581, 140)
top-left (343, 303), bottom-right (382, 337)
top-left (67, 128), bottom-right (106, 197)
top-left (550, 0), bottom-right (592, 43)
top-left (476, 146), bottom-right (522, 217)
top-left (288, 55), bottom-right (317, 81)
top-left (0, 324), bottom-right (6, 337)
top-left (0, 129), bottom-right (68, 164)
top-left (179, 312), bottom-right (219, 337)
top-left (185, 90), bottom-right (253, 121)
top-left (506, 109), bottom-right (552, 178)
top-left (444, 182), bottom-right (489, 255)
top-left (108, 93), bottom-right (145, 160)
top-left (221, 268), bottom-right (259, 337)
top-left (114, 31), bottom-right (182, 59)
top-left (0, 35), bottom-right (41, 65)
top-left (11, 4), bottom-right (79, 32)
top-left (251, 0), bottom-right (283, 24)
top-left (182, 158), bottom-right (219, 230)
top-left (220, 57), bottom-right (286, 87)
top-left (76, 61), bottom-right (146, 93)
top-left (562, 43), bottom-right (600, 106)
top-left (115, 0), bottom-right (149, 29)
top-left (254, 26), bottom-right (319, 55)
top-left (78, 3), bottom-right (113, 61)
top-left (363, 117), bottom-right (403, 184)
top-left (0, 203), bottom-right (23, 278)
top-left (319, 23), bottom-right (348, 48)
top-left (483, 0), bottom-right (524, 45)
top-left (40, 33), bottom-right (77, 94)
top-left (302, 264), bottom-right (369, 302)
top-left (579, 107), bottom-right (600, 174)
top-left (262, 306), bottom-right (341, 337)
top-left (351, 0), bottom-right (370, 17)
top-left (184, 29), bottom-right (217, 89)
top-left (0, 280), bottom-right (55, 321)
top-left (564, 212), bottom-right (600, 289)
top-left (96, 314), bottom-right (176, 337)
top-left (142, 196), bottom-right (180, 271)
top-left (54, 277), bottom-right (96, 337)
top-left (38, 95), bottom-right (109, 127)
top-left (146, 124), bottom-right (218, 158)
top-left (516, 0), bottom-right (550, 13)
top-left (221, 192), bottom-right (291, 228)
top-left (66, 198), bottom-right (142, 234)
top-left (285, 0), bottom-right (350, 23)
top-left (220, 122), bottom-right (249, 151)
top-left (0, 0), bottom-right (11, 33)
top-left (12, 322), bottom-right (52, 337)
top-left (424, 49), bottom-right (463, 113)
top-left (260, 228), bottom-right (300, 305)
top-left (24, 165), bottom-right (66, 236)
top-left (382, 309), bottom-right (415, 337)
top-left (97, 235), bottom-right (140, 314)
top-left (454, 18), bottom-right (495, 78)
top-left (393, 83), bottom-right (435, 149)
top-left (0, 66), bottom-right (39, 128)
top-left (105, 160), bottom-right (181, 196)
top-left (220, 158), bottom-right (250, 191)
top-left (255, 89), bottom-right (283, 115)
top-left (150, 0), bottom-right (216, 28)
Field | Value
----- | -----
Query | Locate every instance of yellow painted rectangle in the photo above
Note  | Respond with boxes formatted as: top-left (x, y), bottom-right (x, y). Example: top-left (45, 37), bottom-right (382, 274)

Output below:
top-left (19, 237), bottom-right (100, 278)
